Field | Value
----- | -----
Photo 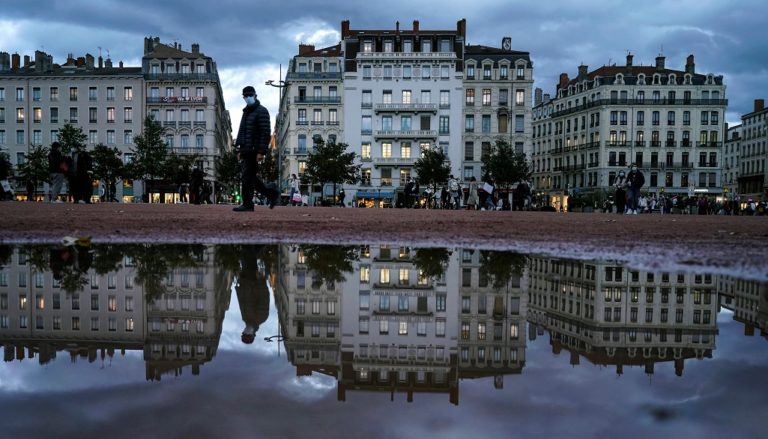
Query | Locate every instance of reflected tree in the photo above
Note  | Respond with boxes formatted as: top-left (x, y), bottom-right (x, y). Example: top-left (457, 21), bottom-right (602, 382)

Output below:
top-left (479, 250), bottom-right (528, 289)
top-left (412, 248), bottom-right (451, 280)
top-left (299, 245), bottom-right (358, 286)
top-left (0, 245), bottom-right (12, 268)
top-left (92, 245), bottom-right (126, 275)
top-left (127, 244), bottom-right (205, 300)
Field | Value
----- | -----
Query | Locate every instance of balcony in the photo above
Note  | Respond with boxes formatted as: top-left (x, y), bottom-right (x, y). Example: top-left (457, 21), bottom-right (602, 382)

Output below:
top-left (293, 148), bottom-right (309, 155)
top-left (606, 141), bottom-right (630, 147)
top-left (374, 130), bottom-right (437, 139)
top-left (296, 120), bottom-right (309, 126)
top-left (294, 96), bottom-right (342, 104)
top-left (372, 157), bottom-right (417, 166)
top-left (696, 141), bottom-right (723, 148)
top-left (144, 73), bottom-right (218, 81)
top-left (169, 147), bottom-right (206, 154)
top-left (650, 140), bottom-right (661, 147)
top-left (178, 121), bottom-right (191, 128)
top-left (681, 140), bottom-right (692, 148)
top-left (373, 103), bottom-right (437, 114)
top-left (162, 121), bottom-right (176, 128)
top-left (549, 98), bottom-right (729, 119)
top-left (146, 96), bottom-right (208, 104)
top-left (286, 72), bottom-right (342, 81)
top-left (665, 140), bottom-right (677, 147)
top-left (357, 51), bottom-right (457, 61)
top-left (634, 140), bottom-right (646, 147)
top-left (193, 121), bottom-right (206, 128)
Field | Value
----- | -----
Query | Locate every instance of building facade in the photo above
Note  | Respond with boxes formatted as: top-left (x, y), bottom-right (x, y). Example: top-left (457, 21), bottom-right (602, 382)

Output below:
top-left (0, 37), bottom-right (231, 203)
top-left (462, 41), bottom-right (533, 182)
top-left (737, 99), bottom-right (767, 202)
top-left (724, 123), bottom-right (741, 200)
top-left (531, 54), bottom-right (727, 210)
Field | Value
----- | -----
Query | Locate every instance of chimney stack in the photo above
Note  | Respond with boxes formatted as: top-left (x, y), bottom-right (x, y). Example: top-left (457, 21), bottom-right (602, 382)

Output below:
top-left (0, 52), bottom-right (9, 71)
top-left (655, 55), bottom-right (665, 71)
top-left (105, 57), bottom-right (112, 68)
top-left (577, 64), bottom-right (588, 80)
top-left (298, 44), bottom-right (316, 55)
top-left (543, 93), bottom-right (551, 103)
top-left (98, 55), bottom-right (103, 68)
top-left (534, 88), bottom-right (543, 106)
top-left (685, 54), bottom-right (695, 74)
top-left (755, 99), bottom-right (765, 112)
top-left (413, 20), bottom-right (419, 32)
top-left (457, 19), bottom-right (466, 39)
top-left (119, 60), bottom-right (123, 68)
top-left (626, 53), bottom-right (633, 66)
top-left (192, 43), bottom-right (199, 55)
top-left (23, 55), bottom-right (30, 69)
top-left (11, 53), bottom-right (20, 70)
top-left (341, 20), bottom-right (350, 38)
top-left (558, 72), bottom-right (570, 90)
top-left (76, 56), bottom-right (85, 67)
top-left (85, 53), bottom-right (94, 70)
top-left (396, 21), bottom-right (400, 33)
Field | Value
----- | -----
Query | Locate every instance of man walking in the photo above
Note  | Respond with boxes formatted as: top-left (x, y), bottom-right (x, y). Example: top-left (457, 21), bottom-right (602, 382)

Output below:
top-left (48, 141), bottom-right (66, 202)
top-left (626, 163), bottom-right (645, 214)
top-left (233, 85), bottom-right (279, 212)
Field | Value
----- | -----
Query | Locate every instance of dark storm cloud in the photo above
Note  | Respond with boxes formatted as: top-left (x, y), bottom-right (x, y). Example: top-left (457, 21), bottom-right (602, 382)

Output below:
top-left (2, 0), bottom-right (766, 121)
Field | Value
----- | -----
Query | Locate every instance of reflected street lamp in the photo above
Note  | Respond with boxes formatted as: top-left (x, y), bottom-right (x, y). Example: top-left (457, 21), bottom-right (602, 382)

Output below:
top-left (264, 334), bottom-right (285, 357)
top-left (266, 64), bottom-right (289, 193)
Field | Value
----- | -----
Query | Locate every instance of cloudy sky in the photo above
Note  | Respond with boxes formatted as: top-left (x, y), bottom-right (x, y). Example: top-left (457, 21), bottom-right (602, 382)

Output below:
top-left (2, 0), bottom-right (766, 130)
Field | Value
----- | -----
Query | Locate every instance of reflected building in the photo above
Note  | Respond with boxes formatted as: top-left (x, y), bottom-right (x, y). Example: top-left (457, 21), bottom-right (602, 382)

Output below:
top-left (527, 257), bottom-right (718, 376)
top-left (457, 249), bottom-right (527, 389)
top-left (718, 276), bottom-right (768, 340)
top-left (0, 245), bottom-right (231, 379)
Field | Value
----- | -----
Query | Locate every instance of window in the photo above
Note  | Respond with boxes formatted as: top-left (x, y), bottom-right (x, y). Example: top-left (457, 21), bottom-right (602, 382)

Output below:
top-left (422, 65), bottom-right (431, 79)
top-left (465, 115), bottom-right (474, 132)
top-left (515, 115), bottom-right (524, 133)
top-left (482, 89), bottom-right (491, 106)
top-left (465, 89), bottom-right (475, 105)
top-left (439, 116), bottom-right (449, 134)
top-left (482, 115), bottom-right (491, 133)
top-left (515, 89), bottom-right (525, 106)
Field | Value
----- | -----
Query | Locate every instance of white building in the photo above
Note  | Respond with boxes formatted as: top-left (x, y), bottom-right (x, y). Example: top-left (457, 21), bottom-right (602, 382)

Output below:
top-left (724, 124), bottom-right (741, 200)
top-left (531, 53), bottom-right (727, 210)
top-left (737, 99), bottom-right (767, 202)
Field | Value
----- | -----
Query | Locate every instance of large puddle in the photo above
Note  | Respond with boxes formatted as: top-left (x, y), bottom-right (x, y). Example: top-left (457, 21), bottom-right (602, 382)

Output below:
top-left (0, 243), bottom-right (766, 437)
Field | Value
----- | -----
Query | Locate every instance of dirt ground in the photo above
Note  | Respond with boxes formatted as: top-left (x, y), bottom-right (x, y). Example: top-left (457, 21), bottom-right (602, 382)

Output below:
top-left (2, 202), bottom-right (767, 280)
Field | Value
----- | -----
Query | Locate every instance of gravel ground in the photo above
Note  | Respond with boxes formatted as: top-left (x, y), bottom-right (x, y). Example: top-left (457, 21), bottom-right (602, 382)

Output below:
top-left (2, 202), bottom-right (767, 280)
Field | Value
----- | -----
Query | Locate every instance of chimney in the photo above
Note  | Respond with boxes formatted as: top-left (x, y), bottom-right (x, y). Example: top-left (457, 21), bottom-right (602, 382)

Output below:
top-left (341, 20), bottom-right (350, 38)
top-left (577, 64), bottom-right (588, 80)
top-left (24, 55), bottom-right (31, 69)
top-left (396, 21), bottom-right (400, 33)
top-left (66, 53), bottom-right (74, 66)
top-left (558, 72), bottom-right (570, 90)
top-left (626, 53), bottom-right (633, 66)
top-left (85, 53), bottom-right (94, 70)
top-left (413, 20), bottom-right (419, 32)
top-left (119, 60), bottom-right (123, 68)
top-left (534, 87), bottom-right (543, 106)
top-left (755, 99), bottom-right (765, 112)
top-left (76, 56), bottom-right (85, 67)
top-left (655, 55), bottom-right (665, 71)
top-left (685, 54), bottom-right (695, 74)
top-left (0, 52), bottom-right (9, 71)
top-left (192, 43), bottom-right (199, 55)
top-left (144, 37), bottom-right (152, 54)
top-left (11, 52), bottom-right (20, 70)
top-left (34, 50), bottom-right (45, 72)
top-left (543, 93), bottom-right (551, 103)
top-left (457, 18), bottom-right (466, 39)
top-left (105, 58), bottom-right (112, 68)
top-left (98, 55), bottom-right (103, 68)
top-left (298, 44), bottom-right (316, 56)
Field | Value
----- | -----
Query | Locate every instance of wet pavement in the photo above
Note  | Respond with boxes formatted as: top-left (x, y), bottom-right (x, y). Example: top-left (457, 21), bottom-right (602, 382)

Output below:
top-left (0, 243), bottom-right (766, 438)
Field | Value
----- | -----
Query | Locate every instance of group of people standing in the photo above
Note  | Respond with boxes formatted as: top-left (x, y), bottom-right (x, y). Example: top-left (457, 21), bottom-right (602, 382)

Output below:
top-left (47, 141), bottom-right (93, 203)
top-left (613, 164), bottom-right (645, 214)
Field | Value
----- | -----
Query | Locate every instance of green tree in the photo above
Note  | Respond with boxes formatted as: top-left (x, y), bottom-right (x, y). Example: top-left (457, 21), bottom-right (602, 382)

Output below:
top-left (413, 147), bottom-right (451, 196)
top-left (479, 250), bottom-right (527, 290)
top-left (128, 116), bottom-right (168, 201)
top-left (412, 248), bottom-right (451, 280)
top-left (91, 143), bottom-right (125, 200)
top-left (16, 145), bottom-right (50, 198)
top-left (0, 151), bottom-right (12, 180)
top-left (302, 137), bottom-right (359, 202)
top-left (163, 153), bottom-right (198, 185)
top-left (261, 147), bottom-right (278, 184)
top-left (481, 138), bottom-right (531, 190)
top-left (58, 123), bottom-right (87, 155)
top-left (299, 244), bottom-right (357, 286)
top-left (215, 148), bottom-right (240, 202)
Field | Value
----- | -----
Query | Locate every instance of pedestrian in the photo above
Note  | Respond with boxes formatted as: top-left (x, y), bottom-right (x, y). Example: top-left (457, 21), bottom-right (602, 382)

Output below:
top-left (614, 170), bottom-right (627, 214)
top-left (288, 173), bottom-right (300, 206)
top-left (338, 188), bottom-right (346, 207)
top-left (447, 175), bottom-right (461, 209)
top-left (72, 145), bottom-right (93, 204)
top-left (233, 86), bottom-right (279, 212)
top-left (403, 176), bottom-right (415, 208)
top-left (237, 246), bottom-right (270, 344)
top-left (466, 176), bottom-right (478, 210)
top-left (191, 166), bottom-right (204, 205)
top-left (626, 163), bottom-right (645, 214)
top-left (482, 175), bottom-right (496, 211)
top-left (48, 141), bottom-right (66, 203)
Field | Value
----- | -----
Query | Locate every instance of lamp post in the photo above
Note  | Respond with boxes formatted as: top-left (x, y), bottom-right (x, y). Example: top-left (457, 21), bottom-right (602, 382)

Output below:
top-left (266, 64), bottom-right (289, 193)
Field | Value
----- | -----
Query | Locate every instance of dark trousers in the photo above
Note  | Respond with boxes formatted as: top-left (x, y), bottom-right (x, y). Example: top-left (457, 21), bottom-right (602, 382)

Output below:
top-left (240, 151), bottom-right (277, 207)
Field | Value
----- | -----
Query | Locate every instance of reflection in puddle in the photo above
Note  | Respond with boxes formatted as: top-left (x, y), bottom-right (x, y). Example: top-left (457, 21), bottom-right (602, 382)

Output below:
top-left (0, 243), bottom-right (766, 410)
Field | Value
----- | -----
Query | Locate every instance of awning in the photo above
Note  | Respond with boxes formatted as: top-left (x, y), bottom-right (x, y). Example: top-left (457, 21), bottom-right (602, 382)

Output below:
top-left (356, 190), bottom-right (395, 199)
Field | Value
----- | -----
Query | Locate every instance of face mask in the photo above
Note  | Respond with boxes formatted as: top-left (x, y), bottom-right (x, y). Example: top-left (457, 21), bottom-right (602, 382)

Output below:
top-left (244, 96), bottom-right (255, 106)
top-left (631, 167), bottom-right (637, 172)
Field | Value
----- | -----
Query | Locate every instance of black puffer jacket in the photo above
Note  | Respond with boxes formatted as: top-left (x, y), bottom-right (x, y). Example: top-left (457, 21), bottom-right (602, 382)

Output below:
top-left (236, 99), bottom-right (271, 154)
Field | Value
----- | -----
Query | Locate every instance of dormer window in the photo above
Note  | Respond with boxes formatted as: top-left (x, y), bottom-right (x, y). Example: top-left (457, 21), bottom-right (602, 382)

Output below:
top-left (637, 74), bottom-right (646, 85)
top-left (466, 64), bottom-right (475, 79)
top-left (383, 40), bottom-right (393, 53)
top-left (683, 73), bottom-right (692, 84)
top-left (653, 73), bottom-right (661, 85)
top-left (483, 64), bottom-right (492, 80)
top-left (668, 73), bottom-right (677, 84)
top-left (706, 74), bottom-right (714, 85)
top-left (500, 64), bottom-right (509, 80)
top-left (615, 73), bottom-right (624, 84)
top-left (516, 63), bottom-right (526, 79)
top-left (362, 41), bottom-right (373, 53)
top-left (403, 39), bottom-right (413, 53)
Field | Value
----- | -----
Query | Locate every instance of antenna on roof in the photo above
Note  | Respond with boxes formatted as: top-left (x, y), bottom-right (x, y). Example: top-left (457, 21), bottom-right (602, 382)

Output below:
top-left (98, 46), bottom-right (102, 57)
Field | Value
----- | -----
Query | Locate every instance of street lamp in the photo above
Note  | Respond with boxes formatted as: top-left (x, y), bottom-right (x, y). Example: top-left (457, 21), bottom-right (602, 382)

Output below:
top-left (266, 64), bottom-right (289, 193)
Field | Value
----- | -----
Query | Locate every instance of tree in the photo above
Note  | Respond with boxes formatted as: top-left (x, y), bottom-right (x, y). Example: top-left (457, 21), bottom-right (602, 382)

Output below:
top-left (215, 148), bottom-right (240, 202)
top-left (128, 116), bottom-right (168, 201)
top-left (299, 244), bottom-right (357, 286)
top-left (16, 145), bottom-right (50, 199)
top-left (0, 151), bottom-right (12, 180)
top-left (413, 146), bottom-right (451, 196)
top-left (479, 250), bottom-right (527, 290)
top-left (481, 137), bottom-right (531, 191)
top-left (302, 137), bottom-right (359, 202)
top-left (58, 123), bottom-right (87, 155)
top-left (91, 143), bottom-right (125, 201)
top-left (412, 248), bottom-right (451, 280)
top-left (261, 147), bottom-right (278, 184)
top-left (163, 153), bottom-right (198, 185)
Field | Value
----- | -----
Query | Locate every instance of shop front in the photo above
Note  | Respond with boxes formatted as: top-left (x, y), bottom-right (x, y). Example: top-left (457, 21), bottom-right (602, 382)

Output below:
top-left (355, 189), bottom-right (395, 208)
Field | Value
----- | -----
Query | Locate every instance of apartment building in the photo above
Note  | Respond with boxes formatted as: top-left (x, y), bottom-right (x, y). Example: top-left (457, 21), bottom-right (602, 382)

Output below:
top-left (737, 99), bottom-right (767, 201)
top-left (724, 124), bottom-right (741, 199)
top-left (531, 53), bottom-right (727, 210)
top-left (462, 40), bottom-right (533, 182)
